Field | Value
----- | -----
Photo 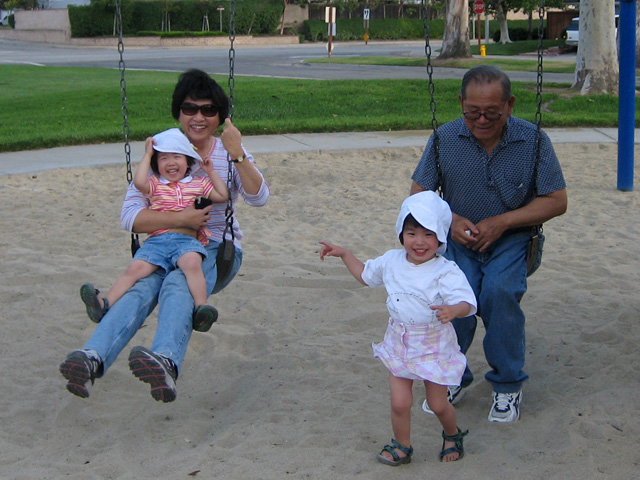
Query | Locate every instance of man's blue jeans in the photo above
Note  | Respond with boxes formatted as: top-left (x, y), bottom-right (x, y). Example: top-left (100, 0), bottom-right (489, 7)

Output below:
top-left (84, 240), bottom-right (243, 376)
top-left (445, 231), bottom-right (529, 393)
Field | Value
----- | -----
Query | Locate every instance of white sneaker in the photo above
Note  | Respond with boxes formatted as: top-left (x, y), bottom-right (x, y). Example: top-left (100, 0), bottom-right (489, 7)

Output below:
top-left (421, 385), bottom-right (466, 415)
top-left (488, 391), bottom-right (522, 423)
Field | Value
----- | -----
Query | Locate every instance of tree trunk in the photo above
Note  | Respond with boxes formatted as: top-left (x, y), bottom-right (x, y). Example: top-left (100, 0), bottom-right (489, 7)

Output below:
top-left (495, 0), bottom-right (512, 44)
top-left (572, 0), bottom-right (619, 95)
top-left (438, 0), bottom-right (471, 59)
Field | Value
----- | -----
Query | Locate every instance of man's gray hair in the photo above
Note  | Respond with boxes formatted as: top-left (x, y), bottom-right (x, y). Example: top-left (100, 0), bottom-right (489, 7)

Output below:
top-left (460, 65), bottom-right (512, 101)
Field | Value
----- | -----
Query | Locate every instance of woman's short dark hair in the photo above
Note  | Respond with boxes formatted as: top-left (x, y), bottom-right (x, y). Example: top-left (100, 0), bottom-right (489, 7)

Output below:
top-left (171, 69), bottom-right (230, 121)
top-left (150, 152), bottom-right (196, 176)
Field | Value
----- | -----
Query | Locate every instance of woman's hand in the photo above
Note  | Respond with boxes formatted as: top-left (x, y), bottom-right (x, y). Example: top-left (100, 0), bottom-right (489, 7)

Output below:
top-left (220, 118), bottom-right (243, 159)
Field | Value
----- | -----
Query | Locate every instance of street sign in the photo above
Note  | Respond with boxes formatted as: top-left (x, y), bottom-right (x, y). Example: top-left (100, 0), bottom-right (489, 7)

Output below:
top-left (364, 8), bottom-right (370, 20)
top-left (473, 0), bottom-right (485, 15)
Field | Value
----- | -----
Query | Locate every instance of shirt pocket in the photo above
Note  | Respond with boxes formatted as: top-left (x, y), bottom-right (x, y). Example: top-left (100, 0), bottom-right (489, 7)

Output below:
top-left (495, 171), bottom-right (530, 210)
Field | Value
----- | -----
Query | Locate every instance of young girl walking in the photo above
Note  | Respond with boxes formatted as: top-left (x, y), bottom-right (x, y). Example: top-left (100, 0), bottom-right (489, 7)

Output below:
top-left (319, 191), bottom-right (476, 465)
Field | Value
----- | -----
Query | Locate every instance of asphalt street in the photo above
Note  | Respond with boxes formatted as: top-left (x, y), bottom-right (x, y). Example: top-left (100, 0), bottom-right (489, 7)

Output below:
top-left (0, 38), bottom-right (580, 83)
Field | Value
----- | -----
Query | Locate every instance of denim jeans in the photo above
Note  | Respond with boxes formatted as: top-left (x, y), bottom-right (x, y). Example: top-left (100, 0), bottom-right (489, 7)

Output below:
top-left (446, 231), bottom-right (529, 393)
top-left (84, 240), bottom-right (243, 376)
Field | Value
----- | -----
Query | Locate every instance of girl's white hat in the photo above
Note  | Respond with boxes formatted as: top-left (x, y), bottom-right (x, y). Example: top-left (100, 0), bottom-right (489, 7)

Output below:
top-left (396, 191), bottom-right (452, 255)
top-left (152, 128), bottom-right (203, 163)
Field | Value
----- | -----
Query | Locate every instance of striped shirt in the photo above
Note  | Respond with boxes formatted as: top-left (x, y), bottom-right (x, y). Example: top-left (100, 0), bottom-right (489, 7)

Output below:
top-left (121, 136), bottom-right (269, 249)
top-left (147, 175), bottom-right (214, 245)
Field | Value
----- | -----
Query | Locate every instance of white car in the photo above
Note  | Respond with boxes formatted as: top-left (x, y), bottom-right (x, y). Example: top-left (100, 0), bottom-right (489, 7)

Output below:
top-left (565, 17), bottom-right (579, 46)
top-left (0, 10), bottom-right (13, 26)
top-left (565, 15), bottom-right (619, 47)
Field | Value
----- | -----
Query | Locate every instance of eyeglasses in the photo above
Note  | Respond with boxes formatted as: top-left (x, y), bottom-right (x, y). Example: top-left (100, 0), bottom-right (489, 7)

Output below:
top-left (462, 110), bottom-right (504, 121)
top-left (180, 102), bottom-right (219, 117)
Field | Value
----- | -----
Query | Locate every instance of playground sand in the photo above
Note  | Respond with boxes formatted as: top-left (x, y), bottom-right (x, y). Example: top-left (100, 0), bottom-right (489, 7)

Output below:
top-left (0, 143), bottom-right (638, 479)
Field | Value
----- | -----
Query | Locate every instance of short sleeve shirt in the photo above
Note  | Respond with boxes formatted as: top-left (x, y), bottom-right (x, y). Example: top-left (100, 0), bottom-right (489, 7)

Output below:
top-left (411, 116), bottom-right (566, 225)
top-left (361, 250), bottom-right (477, 325)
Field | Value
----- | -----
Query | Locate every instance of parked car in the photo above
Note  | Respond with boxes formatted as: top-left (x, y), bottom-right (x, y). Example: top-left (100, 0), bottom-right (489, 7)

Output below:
top-left (565, 15), bottom-right (619, 47)
top-left (0, 10), bottom-right (13, 26)
top-left (565, 17), bottom-right (580, 46)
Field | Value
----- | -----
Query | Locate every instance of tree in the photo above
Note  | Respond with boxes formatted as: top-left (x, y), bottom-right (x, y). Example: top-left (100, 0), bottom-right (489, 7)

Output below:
top-left (438, 0), bottom-right (471, 59)
top-left (572, 0), bottom-right (618, 95)
top-left (486, 1), bottom-right (564, 44)
top-left (493, 0), bottom-right (512, 44)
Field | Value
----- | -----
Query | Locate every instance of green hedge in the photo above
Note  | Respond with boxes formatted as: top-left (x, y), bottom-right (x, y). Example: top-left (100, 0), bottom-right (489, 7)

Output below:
top-left (68, 0), bottom-right (282, 38)
top-left (302, 18), bottom-right (443, 42)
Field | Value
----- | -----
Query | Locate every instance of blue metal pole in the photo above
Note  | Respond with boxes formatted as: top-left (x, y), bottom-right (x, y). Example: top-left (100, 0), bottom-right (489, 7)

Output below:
top-left (617, 0), bottom-right (636, 191)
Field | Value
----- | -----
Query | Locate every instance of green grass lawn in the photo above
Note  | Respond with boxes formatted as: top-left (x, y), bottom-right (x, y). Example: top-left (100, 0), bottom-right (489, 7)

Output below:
top-left (0, 63), bottom-right (633, 153)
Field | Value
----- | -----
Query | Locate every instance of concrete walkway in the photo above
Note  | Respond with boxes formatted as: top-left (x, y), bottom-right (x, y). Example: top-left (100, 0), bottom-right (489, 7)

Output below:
top-left (0, 127), bottom-right (635, 176)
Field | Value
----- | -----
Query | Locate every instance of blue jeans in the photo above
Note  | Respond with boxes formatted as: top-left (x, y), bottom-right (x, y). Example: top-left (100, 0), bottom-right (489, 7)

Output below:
top-left (84, 240), bottom-right (243, 376)
top-left (445, 231), bottom-right (529, 393)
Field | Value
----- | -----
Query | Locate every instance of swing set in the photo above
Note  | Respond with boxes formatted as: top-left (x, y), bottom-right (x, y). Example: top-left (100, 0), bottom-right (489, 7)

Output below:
top-left (114, 0), bottom-right (238, 291)
top-left (110, 0), bottom-right (558, 283)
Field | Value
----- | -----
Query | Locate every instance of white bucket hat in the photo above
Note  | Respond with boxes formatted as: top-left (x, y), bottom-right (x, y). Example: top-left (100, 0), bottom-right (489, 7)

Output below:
top-left (152, 128), bottom-right (202, 163)
top-left (395, 191), bottom-right (453, 256)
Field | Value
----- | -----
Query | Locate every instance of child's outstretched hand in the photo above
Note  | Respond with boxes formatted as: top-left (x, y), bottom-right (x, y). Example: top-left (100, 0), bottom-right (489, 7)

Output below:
top-left (319, 241), bottom-right (346, 260)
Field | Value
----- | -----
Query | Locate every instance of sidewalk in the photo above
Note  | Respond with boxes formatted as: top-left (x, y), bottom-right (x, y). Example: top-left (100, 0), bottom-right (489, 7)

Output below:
top-left (0, 127), bottom-right (634, 176)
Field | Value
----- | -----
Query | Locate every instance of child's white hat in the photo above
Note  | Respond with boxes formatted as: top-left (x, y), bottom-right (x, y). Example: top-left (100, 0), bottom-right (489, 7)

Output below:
top-left (152, 128), bottom-right (202, 163)
top-left (396, 191), bottom-right (452, 255)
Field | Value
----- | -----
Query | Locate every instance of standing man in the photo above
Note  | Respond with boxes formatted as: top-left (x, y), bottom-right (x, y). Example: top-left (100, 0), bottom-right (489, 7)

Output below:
top-left (411, 65), bottom-right (567, 422)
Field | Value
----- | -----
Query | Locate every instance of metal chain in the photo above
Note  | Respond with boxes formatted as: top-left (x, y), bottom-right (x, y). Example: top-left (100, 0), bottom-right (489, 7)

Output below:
top-left (423, 0), bottom-right (442, 196)
top-left (535, 1), bottom-right (544, 133)
top-left (534, 1), bottom-right (545, 197)
top-left (228, 0), bottom-right (236, 121)
top-left (116, 0), bottom-right (139, 255)
top-left (223, 0), bottom-right (236, 243)
top-left (116, 0), bottom-right (131, 184)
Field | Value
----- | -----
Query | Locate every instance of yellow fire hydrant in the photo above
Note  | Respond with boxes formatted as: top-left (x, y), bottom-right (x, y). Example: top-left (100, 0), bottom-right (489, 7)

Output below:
top-left (480, 45), bottom-right (487, 57)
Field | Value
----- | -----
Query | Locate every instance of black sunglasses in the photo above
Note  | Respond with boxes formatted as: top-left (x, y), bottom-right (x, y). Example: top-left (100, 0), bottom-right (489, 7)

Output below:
top-left (180, 102), bottom-right (219, 117)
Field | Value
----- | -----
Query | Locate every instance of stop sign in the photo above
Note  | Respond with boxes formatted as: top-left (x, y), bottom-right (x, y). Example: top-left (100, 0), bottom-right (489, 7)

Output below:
top-left (473, 0), bottom-right (485, 14)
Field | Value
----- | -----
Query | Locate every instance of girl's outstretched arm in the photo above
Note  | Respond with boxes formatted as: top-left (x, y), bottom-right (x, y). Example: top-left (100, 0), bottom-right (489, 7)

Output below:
top-left (319, 241), bottom-right (366, 285)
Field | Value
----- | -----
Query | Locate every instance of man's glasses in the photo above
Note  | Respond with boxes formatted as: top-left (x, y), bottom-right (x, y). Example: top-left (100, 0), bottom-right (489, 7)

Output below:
top-left (462, 110), bottom-right (504, 121)
top-left (180, 103), bottom-right (219, 117)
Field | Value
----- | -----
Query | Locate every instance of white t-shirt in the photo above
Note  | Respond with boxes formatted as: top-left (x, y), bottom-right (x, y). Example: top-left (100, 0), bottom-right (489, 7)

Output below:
top-left (361, 250), bottom-right (477, 325)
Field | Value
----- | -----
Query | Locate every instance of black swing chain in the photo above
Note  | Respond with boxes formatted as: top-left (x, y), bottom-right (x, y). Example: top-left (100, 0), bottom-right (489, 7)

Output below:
top-left (115, 0), bottom-right (140, 256)
top-left (422, 0), bottom-right (442, 196)
top-left (534, 1), bottom-right (545, 197)
top-left (222, 0), bottom-right (236, 244)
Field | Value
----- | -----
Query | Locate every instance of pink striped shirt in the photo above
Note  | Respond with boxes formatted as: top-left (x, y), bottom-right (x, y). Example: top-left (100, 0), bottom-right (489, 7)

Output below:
top-left (121, 136), bottom-right (269, 249)
top-left (147, 175), bottom-right (215, 245)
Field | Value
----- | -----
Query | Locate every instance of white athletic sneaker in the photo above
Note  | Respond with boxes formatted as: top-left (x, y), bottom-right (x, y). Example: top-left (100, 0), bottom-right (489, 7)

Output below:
top-left (488, 391), bottom-right (522, 423)
top-left (421, 385), bottom-right (466, 415)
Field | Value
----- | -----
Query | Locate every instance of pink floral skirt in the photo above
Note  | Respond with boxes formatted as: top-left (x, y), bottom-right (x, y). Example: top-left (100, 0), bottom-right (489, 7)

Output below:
top-left (372, 318), bottom-right (466, 386)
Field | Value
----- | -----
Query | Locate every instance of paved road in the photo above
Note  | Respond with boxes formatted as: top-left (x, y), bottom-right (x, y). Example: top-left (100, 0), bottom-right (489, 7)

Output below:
top-left (0, 38), bottom-right (579, 83)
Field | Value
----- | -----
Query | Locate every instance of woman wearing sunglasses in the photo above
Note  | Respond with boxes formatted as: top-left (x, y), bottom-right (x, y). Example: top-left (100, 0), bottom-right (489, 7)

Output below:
top-left (60, 69), bottom-right (270, 403)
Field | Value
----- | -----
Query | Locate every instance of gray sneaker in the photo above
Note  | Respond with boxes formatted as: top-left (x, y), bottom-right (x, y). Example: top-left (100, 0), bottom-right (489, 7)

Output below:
top-left (488, 391), bottom-right (522, 423)
top-left (59, 350), bottom-right (102, 398)
top-left (128, 346), bottom-right (178, 403)
top-left (421, 385), bottom-right (466, 415)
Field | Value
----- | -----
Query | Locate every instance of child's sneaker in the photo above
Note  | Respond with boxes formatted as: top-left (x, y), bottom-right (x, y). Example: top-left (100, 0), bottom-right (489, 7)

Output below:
top-left (192, 304), bottom-right (218, 332)
top-left (421, 385), bottom-right (465, 415)
top-left (488, 391), bottom-right (522, 423)
top-left (128, 346), bottom-right (178, 403)
top-left (59, 350), bottom-right (102, 398)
